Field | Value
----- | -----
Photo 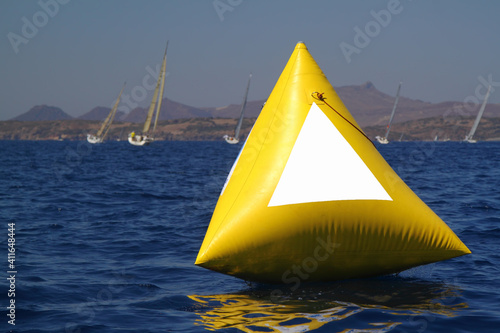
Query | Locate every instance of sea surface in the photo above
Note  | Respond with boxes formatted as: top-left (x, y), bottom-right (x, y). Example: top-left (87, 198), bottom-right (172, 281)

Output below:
top-left (1, 140), bottom-right (499, 333)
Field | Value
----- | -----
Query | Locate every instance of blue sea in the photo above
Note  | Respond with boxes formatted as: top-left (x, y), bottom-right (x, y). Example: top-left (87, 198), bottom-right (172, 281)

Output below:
top-left (1, 140), bottom-right (499, 332)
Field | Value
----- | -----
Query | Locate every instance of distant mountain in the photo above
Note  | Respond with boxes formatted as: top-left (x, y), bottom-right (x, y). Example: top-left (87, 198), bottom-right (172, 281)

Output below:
top-left (121, 98), bottom-right (211, 123)
top-left (199, 81), bottom-right (500, 127)
top-left (336, 81), bottom-right (500, 127)
top-left (201, 99), bottom-right (266, 119)
top-left (78, 106), bottom-right (125, 121)
top-left (199, 81), bottom-right (416, 124)
top-left (2, 116), bottom-right (499, 141)
top-left (11, 105), bottom-right (73, 121)
top-left (11, 83), bottom-right (500, 126)
top-left (335, 81), bottom-right (429, 126)
top-left (121, 107), bottom-right (146, 123)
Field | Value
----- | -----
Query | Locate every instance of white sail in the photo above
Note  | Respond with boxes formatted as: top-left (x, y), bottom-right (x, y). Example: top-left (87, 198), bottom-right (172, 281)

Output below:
top-left (87, 83), bottom-right (125, 144)
top-left (384, 82), bottom-right (401, 139)
top-left (153, 42), bottom-right (168, 135)
top-left (375, 82), bottom-right (402, 144)
top-left (129, 43), bottom-right (168, 146)
top-left (224, 73), bottom-right (252, 144)
top-left (464, 85), bottom-right (491, 143)
top-left (142, 56), bottom-right (163, 133)
top-left (101, 83), bottom-right (126, 140)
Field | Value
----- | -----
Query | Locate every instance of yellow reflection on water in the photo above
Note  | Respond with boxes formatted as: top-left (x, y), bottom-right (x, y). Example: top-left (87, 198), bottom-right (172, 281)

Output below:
top-left (189, 294), bottom-right (374, 332)
top-left (188, 279), bottom-right (468, 332)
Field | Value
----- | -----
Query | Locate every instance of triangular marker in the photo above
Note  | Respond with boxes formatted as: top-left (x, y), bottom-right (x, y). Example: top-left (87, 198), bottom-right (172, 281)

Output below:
top-left (195, 42), bottom-right (470, 283)
top-left (269, 102), bottom-right (391, 207)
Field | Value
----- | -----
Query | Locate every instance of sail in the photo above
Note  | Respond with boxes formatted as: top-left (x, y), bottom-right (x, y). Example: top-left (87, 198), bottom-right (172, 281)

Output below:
top-left (95, 111), bottom-right (112, 138)
top-left (142, 45), bottom-right (168, 134)
top-left (142, 79), bottom-right (160, 133)
top-left (383, 82), bottom-right (402, 139)
top-left (97, 83), bottom-right (126, 141)
top-left (466, 85), bottom-right (491, 141)
top-left (101, 83), bottom-right (125, 140)
top-left (233, 74), bottom-right (252, 140)
top-left (153, 42), bottom-right (168, 135)
top-left (195, 42), bottom-right (470, 283)
top-left (95, 83), bottom-right (126, 139)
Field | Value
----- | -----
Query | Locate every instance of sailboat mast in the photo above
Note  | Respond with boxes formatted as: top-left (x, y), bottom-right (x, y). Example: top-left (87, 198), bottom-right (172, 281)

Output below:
top-left (142, 48), bottom-right (166, 134)
top-left (96, 83), bottom-right (126, 138)
top-left (234, 73), bottom-right (252, 140)
top-left (153, 42), bottom-right (168, 135)
top-left (101, 82), bottom-right (126, 140)
top-left (384, 82), bottom-right (402, 139)
top-left (96, 112), bottom-right (112, 138)
top-left (466, 85), bottom-right (491, 141)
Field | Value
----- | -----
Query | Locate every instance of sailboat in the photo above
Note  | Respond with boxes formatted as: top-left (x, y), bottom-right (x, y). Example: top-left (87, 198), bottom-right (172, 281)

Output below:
top-left (128, 43), bottom-right (168, 146)
top-left (375, 82), bottom-right (402, 144)
top-left (223, 74), bottom-right (252, 144)
top-left (195, 42), bottom-right (469, 283)
top-left (87, 83), bottom-right (125, 144)
top-left (464, 85), bottom-right (491, 143)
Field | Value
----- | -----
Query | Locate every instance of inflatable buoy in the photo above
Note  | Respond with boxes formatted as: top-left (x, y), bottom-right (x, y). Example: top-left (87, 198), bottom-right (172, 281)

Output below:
top-left (195, 42), bottom-right (470, 283)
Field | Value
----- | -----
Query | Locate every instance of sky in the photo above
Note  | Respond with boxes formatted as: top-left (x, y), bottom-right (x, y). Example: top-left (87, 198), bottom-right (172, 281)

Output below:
top-left (1, 0), bottom-right (500, 120)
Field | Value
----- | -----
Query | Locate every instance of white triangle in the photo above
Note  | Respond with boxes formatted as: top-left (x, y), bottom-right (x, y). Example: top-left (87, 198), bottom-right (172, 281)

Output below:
top-left (268, 103), bottom-right (392, 207)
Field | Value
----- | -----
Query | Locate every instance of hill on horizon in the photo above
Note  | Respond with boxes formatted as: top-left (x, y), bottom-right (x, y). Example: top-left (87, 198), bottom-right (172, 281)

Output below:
top-left (11, 105), bottom-right (73, 121)
top-left (77, 106), bottom-right (126, 122)
top-left (120, 99), bottom-right (211, 123)
top-left (9, 82), bottom-right (500, 126)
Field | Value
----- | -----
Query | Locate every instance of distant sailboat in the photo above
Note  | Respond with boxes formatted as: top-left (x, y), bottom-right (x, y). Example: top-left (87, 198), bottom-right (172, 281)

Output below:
top-left (375, 82), bottom-right (402, 144)
top-left (87, 83), bottom-right (125, 144)
top-left (398, 132), bottom-right (404, 142)
top-left (128, 43), bottom-right (168, 146)
top-left (224, 73), bottom-right (252, 144)
top-left (464, 85), bottom-right (491, 143)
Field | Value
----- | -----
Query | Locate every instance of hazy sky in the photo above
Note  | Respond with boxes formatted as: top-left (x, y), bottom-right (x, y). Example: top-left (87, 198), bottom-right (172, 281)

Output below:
top-left (1, 0), bottom-right (499, 120)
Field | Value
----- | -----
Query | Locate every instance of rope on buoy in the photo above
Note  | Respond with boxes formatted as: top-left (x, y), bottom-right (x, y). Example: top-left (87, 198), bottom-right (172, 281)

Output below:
top-left (311, 92), bottom-right (375, 147)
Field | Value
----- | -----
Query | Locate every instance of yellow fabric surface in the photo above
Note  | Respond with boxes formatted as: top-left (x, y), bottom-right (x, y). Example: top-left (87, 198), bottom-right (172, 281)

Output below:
top-left (195, 42), bottom-right (470, 283)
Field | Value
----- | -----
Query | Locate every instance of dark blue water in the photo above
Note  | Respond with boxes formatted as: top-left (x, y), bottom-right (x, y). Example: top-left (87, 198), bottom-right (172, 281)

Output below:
top-left (1, 140), bottom-right (499, 332)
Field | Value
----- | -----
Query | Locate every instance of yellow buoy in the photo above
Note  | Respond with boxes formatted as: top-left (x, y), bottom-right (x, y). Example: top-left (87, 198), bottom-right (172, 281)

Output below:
top-left (195, 42), bottom-right (470, 283)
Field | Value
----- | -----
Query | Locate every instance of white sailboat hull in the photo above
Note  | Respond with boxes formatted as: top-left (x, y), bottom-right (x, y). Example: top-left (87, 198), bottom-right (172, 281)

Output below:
top-left (375, 136), bottom-right (389, 144)
top-left (463, 85), bottom-right (491, 143)
top-left (223, 74), bottom-right (252, 145)
top-left (128, 134), bottom-right (153, 146)
top-left (128, 43), bottom-right (168, 147)
top-left (223, 135), bottom-right (239, 144)
top-left (376, 82), bottom-right (401, 144)
top-left (87, 134), bottom-right (103, 144)
top-left (87, 83), bottom-right (126, 144)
